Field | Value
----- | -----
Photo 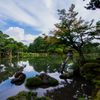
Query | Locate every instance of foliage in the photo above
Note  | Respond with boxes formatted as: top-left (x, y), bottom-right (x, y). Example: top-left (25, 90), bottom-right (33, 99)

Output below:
top-left (82, 43), bottom-right (99, 54)
top-left (55, 48), bottom-right (63, 54)
top-left (82, 63), bottom-right (100, 74)
top-left (34, 96), bottom-right (50, 100)
top-left (80, 61), bottom-right (100, 82)
top-left (49, 4), bottom-right (100, 60)
top-left (92, 79), bottom-right (100, 85)
top-left (47, 48), bottom-right (55, 54)
top-left (84, 0), bottom-right (100, 10)
top-left (6, 90), bottom-right (49, 100)
top-left (78, 97), bottom-right (85, 100)
top-left (25, 77), bottom-right (42, 86)
top-left (0, 30), bottom-right (28, 59)
top-left (61, 73), bottom-right (73, 79)
top-left (69, 63), bottom-right (80, 75)
top-left (95, 90), bottom-right (100, 100)
top-left (83, 73), bottom-right (95, 80)
top-left (49, 79), bottom-right (58, 85)
top-left (79, 59), bottom-right (100, 67)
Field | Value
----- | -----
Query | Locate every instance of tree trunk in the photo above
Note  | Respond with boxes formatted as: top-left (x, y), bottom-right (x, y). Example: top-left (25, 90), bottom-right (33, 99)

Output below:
top-left (78, 49), bottom-right (85, 60)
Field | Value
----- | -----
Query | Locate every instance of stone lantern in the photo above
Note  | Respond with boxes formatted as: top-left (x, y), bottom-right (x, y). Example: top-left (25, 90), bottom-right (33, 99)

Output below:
top-left (60, 48), bottom-right (75, 74)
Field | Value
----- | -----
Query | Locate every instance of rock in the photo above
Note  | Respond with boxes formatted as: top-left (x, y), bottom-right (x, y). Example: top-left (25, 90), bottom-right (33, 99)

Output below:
top-left (35, 73), bottom-right (55, 84)
top-left (11, 72), bottom-right (26, 83)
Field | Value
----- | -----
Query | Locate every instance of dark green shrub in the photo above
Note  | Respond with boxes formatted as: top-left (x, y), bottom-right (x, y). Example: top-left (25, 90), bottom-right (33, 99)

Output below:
top-left (49, 79), bottom-right (58, 85)
top-left (26, 77), bottom-right (42, 86)
top-left (83, 73), bottom-right (95, 80)
top-left (82, 63), bottom-right (100, 74)
top-left (79, 60), bottom-right (100, 67)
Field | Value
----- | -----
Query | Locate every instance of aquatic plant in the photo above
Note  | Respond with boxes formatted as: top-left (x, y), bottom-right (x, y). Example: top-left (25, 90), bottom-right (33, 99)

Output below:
top-left (25, 77), bottom-right (42, 86)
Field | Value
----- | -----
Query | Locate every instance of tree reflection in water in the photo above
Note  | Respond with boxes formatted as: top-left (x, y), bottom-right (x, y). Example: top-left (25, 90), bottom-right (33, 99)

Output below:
top-left (0, 57), bottom-right (95, 100)
top-left (44, 76), bottom-right (94, 100)
top-left (0, 58), bottom-right (26, 84)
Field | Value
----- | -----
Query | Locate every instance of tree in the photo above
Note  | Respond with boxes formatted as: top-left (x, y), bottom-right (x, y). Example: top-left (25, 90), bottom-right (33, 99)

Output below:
top-left (0, 30), bottom-right (9, 58)
top-left (4, 38), bottom-right (18, 59)
top-left (50, 4), bottom-right (99, 60)
top-left (84, 0), bottom-right (100, 10)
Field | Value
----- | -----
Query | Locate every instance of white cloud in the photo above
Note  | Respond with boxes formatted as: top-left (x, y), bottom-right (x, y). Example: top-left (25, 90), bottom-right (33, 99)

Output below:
top-left (0, 0), bottom-right (100, 45)
top-left (5, 27), bottom-right (38, 45)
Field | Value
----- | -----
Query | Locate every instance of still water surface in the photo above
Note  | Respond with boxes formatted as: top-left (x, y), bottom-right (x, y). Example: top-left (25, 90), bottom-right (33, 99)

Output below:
top-left (0, 56), bottom-right (94, 100)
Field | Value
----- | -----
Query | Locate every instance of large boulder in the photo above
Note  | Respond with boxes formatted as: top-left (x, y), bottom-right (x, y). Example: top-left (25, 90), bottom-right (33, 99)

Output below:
top-left (11, 72), bottom-right (26, 83)
top-left (35, 73), bottom-right (56, 84)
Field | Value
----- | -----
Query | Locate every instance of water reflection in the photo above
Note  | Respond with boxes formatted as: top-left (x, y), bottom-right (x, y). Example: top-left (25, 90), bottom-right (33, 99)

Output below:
top-left (0, 59), bottom-right (26, 84)
top-left (44, 76), bottom-right (94, 100)
top-left (0, 57), bottom-right (94, 100)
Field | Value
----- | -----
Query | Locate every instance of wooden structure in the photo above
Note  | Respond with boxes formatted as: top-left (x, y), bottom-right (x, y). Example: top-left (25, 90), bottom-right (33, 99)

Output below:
top-left (60, 48), bottom-right (75, 74)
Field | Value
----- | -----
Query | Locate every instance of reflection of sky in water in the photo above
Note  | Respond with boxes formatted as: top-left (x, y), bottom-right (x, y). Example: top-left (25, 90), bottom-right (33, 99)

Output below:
top-left (0, 59), bottom-right (94, 100)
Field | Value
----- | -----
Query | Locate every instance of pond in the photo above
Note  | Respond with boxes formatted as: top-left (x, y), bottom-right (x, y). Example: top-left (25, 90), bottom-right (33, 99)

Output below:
top-left (0, 56), bottom-right (94, 100)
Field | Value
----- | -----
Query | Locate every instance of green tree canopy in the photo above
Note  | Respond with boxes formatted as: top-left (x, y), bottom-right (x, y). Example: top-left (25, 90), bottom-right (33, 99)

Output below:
top-left (84, 0), bottom-right (100, 10)
top-left (50, 4), bottom-right (100, 60)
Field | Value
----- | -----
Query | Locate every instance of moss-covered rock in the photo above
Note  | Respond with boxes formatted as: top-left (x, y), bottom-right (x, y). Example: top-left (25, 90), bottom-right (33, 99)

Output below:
top-left (35, 73), bottom-right (58, 84)
top-left (25, 73), bottom-right (59, 86)
top-left (6, 90), bottom-right (49, 100)
top-left (25, 77), bottom-right (42, 86)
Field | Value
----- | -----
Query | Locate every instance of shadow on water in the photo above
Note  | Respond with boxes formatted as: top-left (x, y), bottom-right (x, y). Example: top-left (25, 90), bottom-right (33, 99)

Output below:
top-left (44, 76), bottom-right (94, 100)
top-left (0, 56), bottom-right (94, 100)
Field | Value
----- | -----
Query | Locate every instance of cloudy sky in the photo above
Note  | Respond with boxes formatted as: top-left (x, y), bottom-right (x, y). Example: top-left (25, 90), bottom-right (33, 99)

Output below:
top-left (0, 0), bottom-right (100, 46)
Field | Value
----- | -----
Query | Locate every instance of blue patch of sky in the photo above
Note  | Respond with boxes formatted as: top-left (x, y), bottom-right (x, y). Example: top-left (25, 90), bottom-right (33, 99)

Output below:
top-left (1, 19), bottom-right (41, 35)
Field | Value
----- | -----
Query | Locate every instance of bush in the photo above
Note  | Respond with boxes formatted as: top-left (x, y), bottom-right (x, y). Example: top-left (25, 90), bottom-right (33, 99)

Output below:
top-left (83, 73), bottom-right (95, 81)
top-left (82, 63), bottom-right (100, 74)
top-left (81, 63), bottom-right (100, 81)
top-left (49, 79), bottom-right (58, 85)
top-left (79, 59), bottom-right (100, 67)
top-left (25, 77), bottom-right (42, 86)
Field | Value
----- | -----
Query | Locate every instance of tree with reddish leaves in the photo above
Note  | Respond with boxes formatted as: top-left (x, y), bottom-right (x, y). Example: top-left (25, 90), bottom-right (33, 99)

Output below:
top-left (50, 4), bottom-right (100, 60)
